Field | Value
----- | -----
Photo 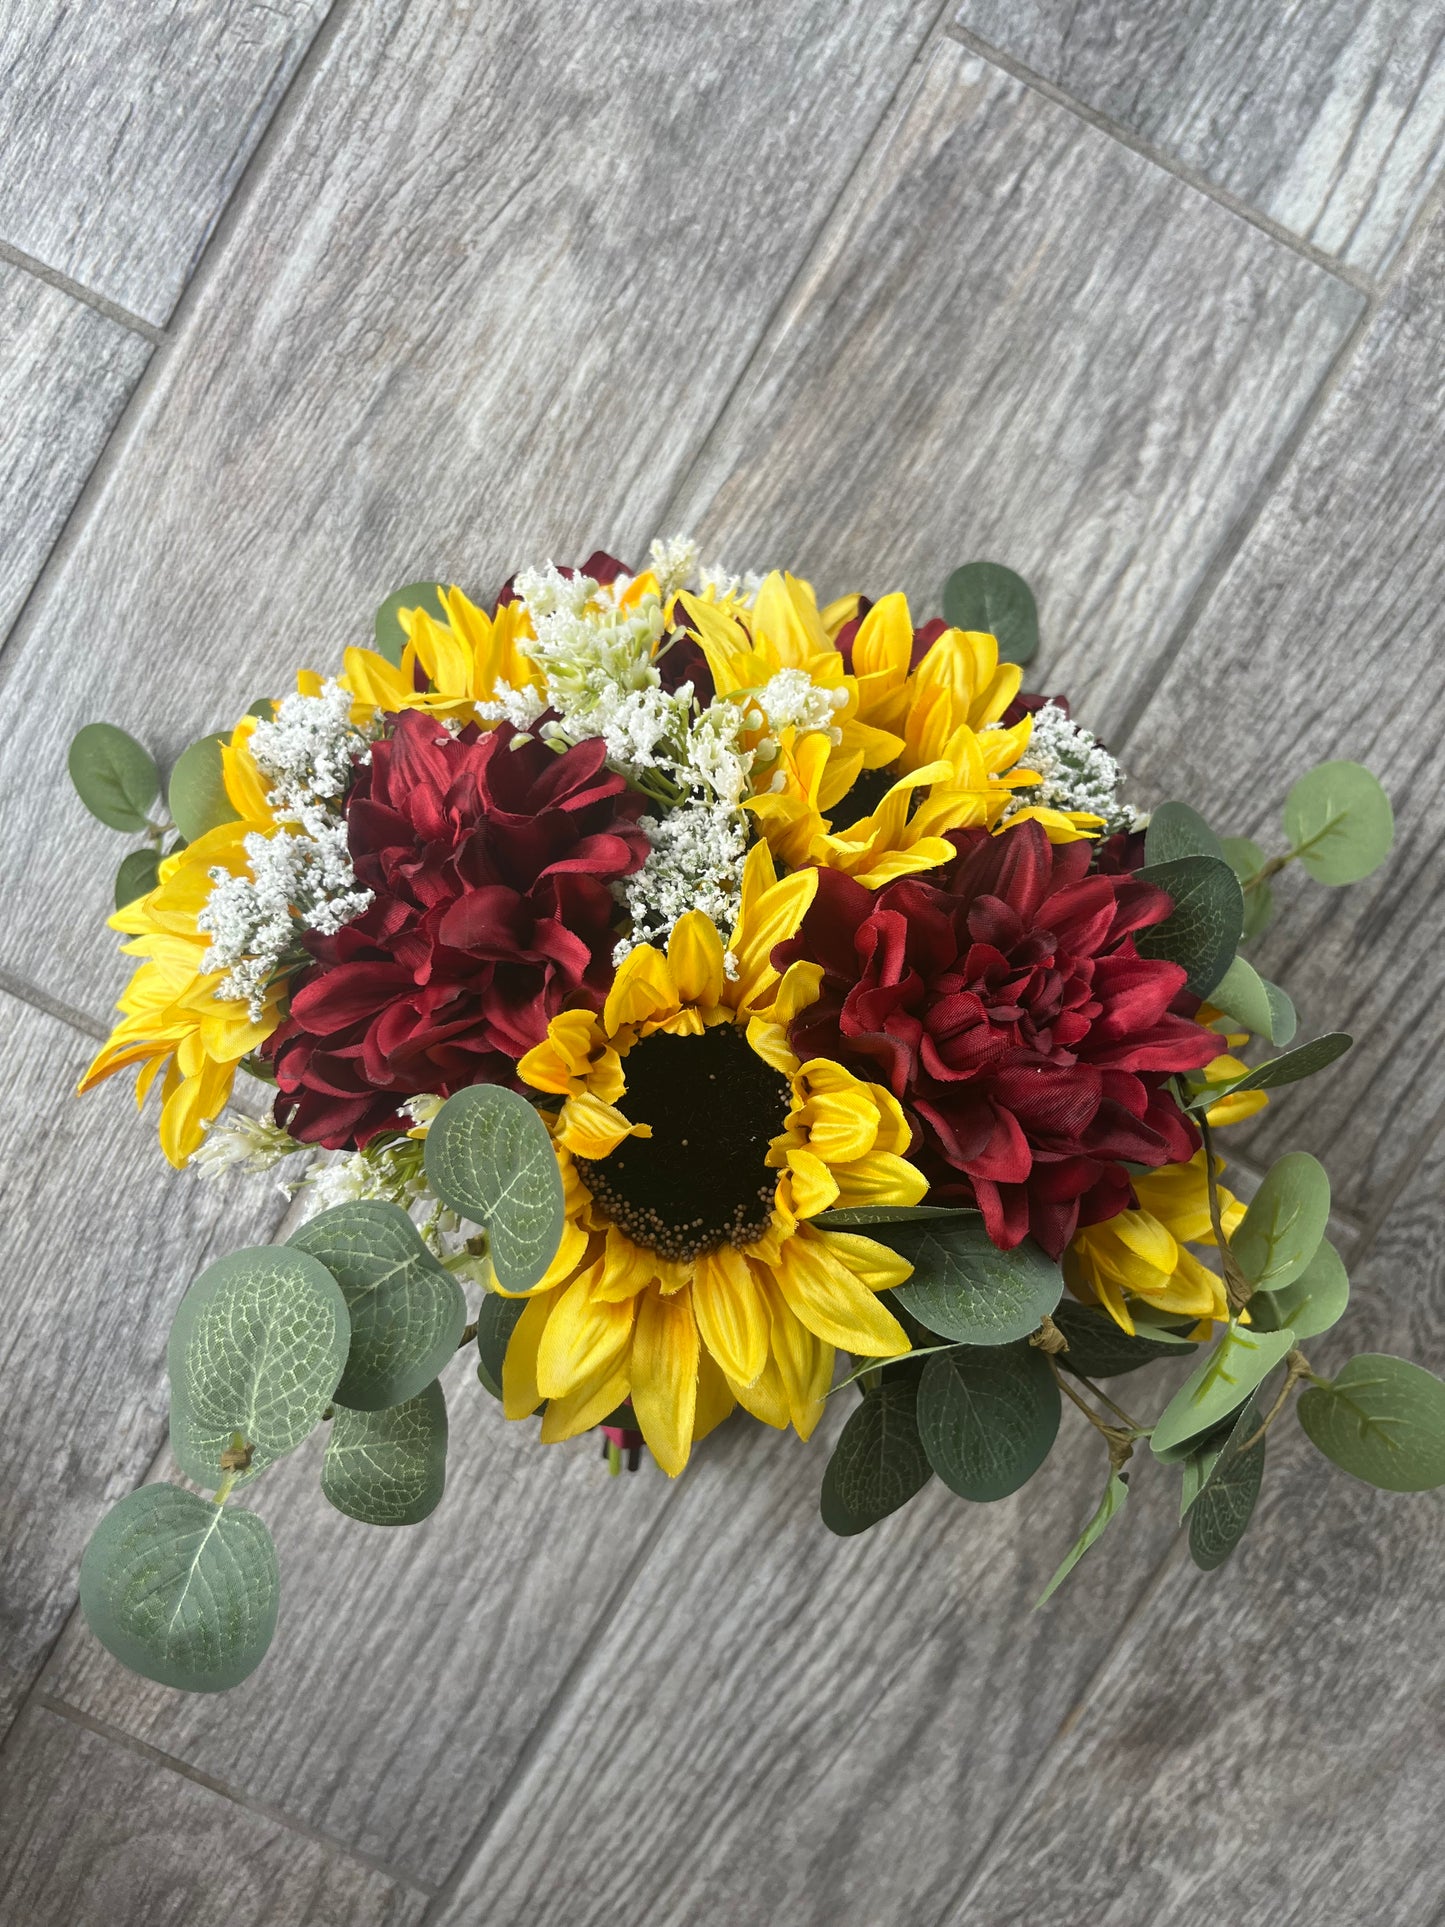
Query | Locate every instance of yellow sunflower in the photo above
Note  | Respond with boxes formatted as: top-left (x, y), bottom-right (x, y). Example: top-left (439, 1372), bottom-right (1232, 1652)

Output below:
top-left (340, 584), bottom-right (545, 726)
top-left (504, 843), bottom-right (925, 1475)
top-left (1065, 1150), bottom-right (1247, 1338)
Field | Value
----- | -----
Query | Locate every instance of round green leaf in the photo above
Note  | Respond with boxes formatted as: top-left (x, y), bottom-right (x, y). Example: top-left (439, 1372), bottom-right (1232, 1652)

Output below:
top-left (476, 1291), bottom-right (527, 1400)
top-left (374, 580), bottom-right (448, 668)
top-left (79, 1485), bottom-right (278, 1693)
top-left (1134, 855), bottom-right (1244, 999)
top-left (1230, 1152), bottom-right (1330, 1294)
top-left (1209, 954), bottom-right (1295, 1046)
top-left (321, 1381), bottom-right (448, 1526)
top-left (1249, 1238), bottom-right (1350, 1341)
top-left (1223, 837), bottom-right (1275, 945)
top-left (820, 1381), bottom-right (932, 1535)
top-left (68, 722), bottom-right (160, 831)
top-left (1143, 801), bottom-right (1225, 866)
top-left (114, 847), bottom-right (162, 909)
top-left (1189, 1393), bottom-right (1267, 1571)
top-left (1179, 1440), bottom-right (1223, 1520)
top-left (916, 1344), bottom-right (1059, 1501)
top-left (940, 561), bottom-right (1039, 665)
top-left (1283, 760), bottom-right (1394, 885)
top-left (168, 733), bottom-right (240, 843)
top-left (1035, 1472), bottom-right (1129, 1607)
top-left (168, 1246), bottom-right (350, 1488)
top-left (289, 1201), bottom-right (467, 1410)
top-left (1298, 1354), bottom-right (1445, 1492)
top-left (1151, 1324), bottom-right (1296, 1459)
top-left (1050, 1299), bottom-right (1196, 1377)
top-left (886, 1220), bottom-right (1062, 1346)
top-left (423, 1086), bottom-right (565, 1292)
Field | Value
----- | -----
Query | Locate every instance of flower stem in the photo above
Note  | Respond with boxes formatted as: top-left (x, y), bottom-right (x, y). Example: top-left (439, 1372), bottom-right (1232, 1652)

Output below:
top-left (1238, 1347), bottom-right (1315, 1452)
top-left (1198, 1114), bottom-right (1254, 1314)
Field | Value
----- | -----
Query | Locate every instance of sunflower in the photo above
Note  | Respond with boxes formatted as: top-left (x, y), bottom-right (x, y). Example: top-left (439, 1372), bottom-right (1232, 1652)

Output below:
top-left (504, 843), bottom-right (926, 1474)
top-left (1065, 1150), bottom-right (1247, 1338)
top-left (340, 584), bottom-right (545, 726)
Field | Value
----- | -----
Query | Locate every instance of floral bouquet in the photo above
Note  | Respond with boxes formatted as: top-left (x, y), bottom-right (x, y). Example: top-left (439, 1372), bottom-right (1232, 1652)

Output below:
top-left (67, 538), bottom-right (1443, 1694)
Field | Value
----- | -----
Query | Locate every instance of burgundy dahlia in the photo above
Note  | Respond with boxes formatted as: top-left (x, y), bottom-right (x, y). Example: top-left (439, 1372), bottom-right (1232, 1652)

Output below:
top-left (266, 710), bottom-right (648, 1147)
top-left (777, 820), bottom-right (1223, 1257)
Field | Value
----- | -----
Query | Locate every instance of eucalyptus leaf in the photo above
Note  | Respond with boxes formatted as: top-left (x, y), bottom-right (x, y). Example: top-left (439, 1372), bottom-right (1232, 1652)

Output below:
top-left (114, 847), bottom-right (162, 909)
top-left (819, 1381), bottom-right (932, 1535)
top-left (1298, 1354), bottom-right (1445, 1491)
top-left (1264, 979), bottom-right (1298, 1048)
top-left (79, 1485), bottom-right (278, 1692)
top-left (1283, 761), bottom-right (1394, 885)
top-left (916, 1344), bottom-right (1059, 1501)
top-left (424, 1086), bottom-right (565, 1292)
top-left (1144, 801), bottom-right (1225, 866)
top-left (168, 733), bottom-right (240, 843)
top-left (1050, 1299), bottom-right (1196, 1378)
top-left (1035, 1472), bottom-right (1129, 1607)
top-left (940, 561), bottom-right (1038, 665)
top-left (476, 1291), bottom-right (527, 1400)
top-left (289, 1201), bottom-right (467, 1410)
top-left (1249, 1238), bottom-right (1350, 1341)
top-left (1134, 855), bottom-right (1244, 999)
top-left (884, 1220), bottom-right (1062, 1346)
top-left (321, 1381), bottom-right (448, 1526)
top-left (168, 1246), bottom-right (350, 1487)
top-left (1230, 1152), bottom-right (1330, 1294)
top-left (374, 580), bottom-right (448, 668)
top-left (811, 1204), bottom-right (979, 1229)
top-left (1189, 1393), bottom-right (1267, 1570)
top-left (1223, 836), bottom-right (1274, 944)
top-left (1179, 1442), bottom-right (1223, 1519)
top-left (1151, 1324), bottom-right (1296, 1459)
top-left (67, 722), bottom-right (160, 832)
top-left (1210, 954), bottom-right (1295, 1046)
top-left (1217, 1032), bottom-right (1353, 1097)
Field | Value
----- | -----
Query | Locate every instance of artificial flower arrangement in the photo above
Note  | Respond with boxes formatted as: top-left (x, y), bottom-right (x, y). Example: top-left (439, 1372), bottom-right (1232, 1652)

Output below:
top-left (65, 538), bottom-right (1445, 1695)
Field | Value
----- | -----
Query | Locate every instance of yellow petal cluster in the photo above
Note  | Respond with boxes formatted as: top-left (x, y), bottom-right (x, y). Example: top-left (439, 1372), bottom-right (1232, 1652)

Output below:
top-left (1065, 1150), bottom-right (1247, 1338)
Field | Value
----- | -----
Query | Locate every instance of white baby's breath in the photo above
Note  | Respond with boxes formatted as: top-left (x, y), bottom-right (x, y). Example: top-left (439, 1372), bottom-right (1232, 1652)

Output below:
top-left (1001, 701), bottom-right (1139, 834)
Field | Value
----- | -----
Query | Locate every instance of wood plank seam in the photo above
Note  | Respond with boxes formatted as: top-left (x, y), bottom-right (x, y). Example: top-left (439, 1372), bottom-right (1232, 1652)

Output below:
top-left (0, 239), bottom-right (163, 346)
top-left (0, 968), bottom-right (108, 1041)
top-left (943, 22), bottom-right (1380, 297)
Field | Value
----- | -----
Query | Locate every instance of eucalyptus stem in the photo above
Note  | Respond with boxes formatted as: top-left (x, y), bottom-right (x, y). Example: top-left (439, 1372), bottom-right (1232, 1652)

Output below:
top-left (1198, 1113), bottom-right (1254, 1314)
top-left (1239, 1347), bottom-right (1317, 1452)
top-left (1048, 1357), bottom-right (1137, 1471)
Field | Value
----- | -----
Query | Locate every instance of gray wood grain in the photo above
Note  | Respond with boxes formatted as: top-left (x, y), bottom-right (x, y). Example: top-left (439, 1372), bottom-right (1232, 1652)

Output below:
top-left (951, 0), bottom-right (1445, 275)
top-left (0, 0), bottom-right (945, 1025)
top-left (665, 43), bottom-right (1362, 744)
top-left (425, 1395), bottom-right (1185, 1927)
top-left (0, 0), bottom-right (336, 324)
top-left (947, 1129), bottom-right (1445, 1927)
top-left (0, 990), bottom-right (293, 1736)
top-left (43, 1351), bottom-right (676, 1888)
top-left (0, 264), bottom-right (150, 646)
top-left (1120, 202), bottom-right (1445, 1226)
top-left (0, 1702), bottom-right (426, 1926)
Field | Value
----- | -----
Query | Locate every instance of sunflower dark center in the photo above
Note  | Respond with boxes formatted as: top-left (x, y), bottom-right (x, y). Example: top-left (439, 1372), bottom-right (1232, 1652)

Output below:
top-left (576, 1024), bottom-right (792, 1263)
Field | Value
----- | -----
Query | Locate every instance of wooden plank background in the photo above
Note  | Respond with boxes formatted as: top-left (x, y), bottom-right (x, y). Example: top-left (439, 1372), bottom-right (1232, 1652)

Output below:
top-left (3, 3), bottom-right (1445, 1920)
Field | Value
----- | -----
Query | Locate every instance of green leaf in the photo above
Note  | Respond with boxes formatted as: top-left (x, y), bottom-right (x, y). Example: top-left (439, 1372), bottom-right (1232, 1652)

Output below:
top-left (1188, 1393), bottom-right (1267, 1570)
top-left (1298, 1354), bottom-right (1445, 1492)
top-left (1035, 1472), bottom-right (1129, 1607)
top-left (1150, 1324), bottom-right (1296, 1459)
top-left (1209, 954), bottom-right (1296, 1046)
top-left (114, 847), bottom-right (162, 909)
top-left (810, 1204), bottom-right (979, 1229)
top-left (321, 1381), bottom-right (448, 1526)
top-left (168, 1246), bottom-right (350, 1488)
top-left (1134, 855), bottom-right (1244, 999)
top-left (374, 580), bottom-right (448, 668)
top-left (1223, 836), bottom-right (1274, 944)
top-left (940, 561), bottom-right (1039, 665)
top-left (916, 1344), bottom-right (1059, 1501)
top-left (1217, 1032), bottom-right (1353, 1097)
top-left (476, 1291), bottom-right (527, 1400)
top-left (423, 1085), bottom-right (565, 1292)
top-left (168, 733), bottom-right (240, 843)
top-left (289, 1201), bottom-right (467, 1410)
top-left (1179, 1442), bottom-right (1222, 1519)
top-left (79, 1485), bottom-right (278, 1692)
top-left (1283, 760), bottom-right (1394, 885)
top-left (68, 722), bottom-right (160, 832)
top-left (820, 1381), bottom-right (932, 1535)
top-left (1143, 802), bottom-right (1225, 866)
top-left (1249, 1238), bottom-right (1350, 1341)
top-left (1050, 1299), bottom-right (1196, 1378)
top-left (884, 1220), bottom-right (1063, 1346)
top-left (1230, 1152), bottom-right (1330, 1294)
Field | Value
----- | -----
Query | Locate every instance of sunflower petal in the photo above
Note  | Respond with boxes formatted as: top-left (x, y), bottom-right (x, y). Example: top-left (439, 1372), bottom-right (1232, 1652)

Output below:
top-left (502, 1285), bottom-right (563, 1418)
top-left (540, 1359), bottom-right (633, 1443)
top-left (603, 944), bottom-right (678, 1032)
top-left (556, 1092), bottom-right (651, 1159)
top-left (775, 1227), bottom-right (909, 1356)
top-left (631, 1286), bottom-right (700, 1477)
top-left (535, 1265), bottom-right (635, 1399)
top-left (692, 1247), bottom-right (769, 1386)
top-left (667, 912), bottom-right (727, 1009)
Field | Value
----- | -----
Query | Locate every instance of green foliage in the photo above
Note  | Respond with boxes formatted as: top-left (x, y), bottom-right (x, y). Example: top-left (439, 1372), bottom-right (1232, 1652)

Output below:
top-left (1230, 1153), bottom-right (1330, 1295)
top-left (114, 847), bottom-right (162, 909)
top-left (1222, 836), bottom-right (1273, 944)
top-left (940, 561), bottom-right (1039, 664)
top-left (424, 1085), bottom-right (565, 1292)
top-left (1134, 854), bottom-right (1244, 999)
top-left (1143, 801), bottom-right (1225, 866)
top-left (168, 1246), bottom-right (350, 1488)
top-left (1150, 1323), bottom-right (1296, 1459)
top-left (1178, 1441), bottom-right (1223, 1519)
top-left (1298, 1355), bottom-right (1445, 1492)
top-left (884, 1219), bottom-right (1063, 1346)
top-left (321, 1382), bottom-right (448, 1526)
top-left (79, 1485), bottom-right (279, 1692)
top-left (68, 722), bottom-right (160, 832)
top-left (1035, 1472), bottom-right (1129, 1606)
top-left (1049, 1299), bottom-right (1196, 1378)
top-left (374, 581), bottom-right (448, 668)
top-left (1189, 1394), bottom-right (1267, 1571)
top-left (1213, 1032), bottom-right (1353, 1098)
top-left (289, 1201), bottom-right (467, 1410)
top-left (820, 1381), bottom-right (932, 1535)
top-left (1209, 953), bottom-right (1296, 1046)
top-left (1249, 1238), bottom-right (1350, 1341)
top-left (915, 1344), bottom-right (1059, 1501)
top-left (476, 1291), bottom-right (527, 1399)
top-left (168, 733), bottom-right (240, 843)
top-left (1283, 761), bottom-right (1394, 885)
top-left (811, 1204), bottom-right (978, 1229)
